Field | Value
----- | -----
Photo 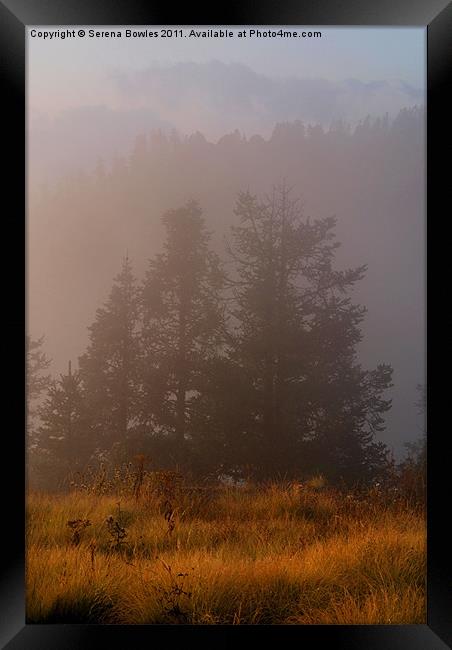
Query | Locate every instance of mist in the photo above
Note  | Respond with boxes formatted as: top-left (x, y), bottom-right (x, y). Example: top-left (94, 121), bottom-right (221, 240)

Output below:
top-left (28, 61), bottom-right (424, 186)
top-left (28, 107), bottom-right (425, 457)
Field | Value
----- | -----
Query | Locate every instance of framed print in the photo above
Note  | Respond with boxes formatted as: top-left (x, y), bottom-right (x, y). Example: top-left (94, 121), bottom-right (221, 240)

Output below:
top-left (1, 0), bottom-right (451, 647)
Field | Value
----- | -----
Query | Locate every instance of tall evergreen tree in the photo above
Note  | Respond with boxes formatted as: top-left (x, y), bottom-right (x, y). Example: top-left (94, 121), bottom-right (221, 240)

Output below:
top-left (140, 201), bottom-right (225, 466)
top-left (26, 335), bottom-right (51, 436)
top-left (26, 335), bottom-right (52, 488)
top-left (78, 256), bottom-right (141, 459)
top-left (396, 383), bottom-right (426, 503)
top-left (37, 362), bottom-right (93, 486)
top-left (226, 184), bottom-right (392, 483)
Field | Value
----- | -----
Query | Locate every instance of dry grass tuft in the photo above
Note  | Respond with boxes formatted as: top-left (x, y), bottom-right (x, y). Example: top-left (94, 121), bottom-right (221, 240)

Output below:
top-left (26, 482), bottom-right (426, 624)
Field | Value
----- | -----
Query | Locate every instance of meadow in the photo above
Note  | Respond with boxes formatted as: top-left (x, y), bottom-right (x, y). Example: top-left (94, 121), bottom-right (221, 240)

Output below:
top-left (26, 470), bottom-right (426, 625)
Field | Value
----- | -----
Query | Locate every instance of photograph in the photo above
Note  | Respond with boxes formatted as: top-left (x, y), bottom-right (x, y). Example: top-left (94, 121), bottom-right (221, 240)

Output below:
top-left (25, 24), bottom-right (427, 626)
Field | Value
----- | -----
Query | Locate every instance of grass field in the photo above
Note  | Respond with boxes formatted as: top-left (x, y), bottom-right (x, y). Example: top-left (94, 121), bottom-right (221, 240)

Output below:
top-left (26, 476), bottom-right (426, 625)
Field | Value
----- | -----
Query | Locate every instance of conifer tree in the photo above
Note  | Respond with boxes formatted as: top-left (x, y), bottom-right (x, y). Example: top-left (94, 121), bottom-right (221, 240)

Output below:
top-left (140, 201), bottom-right (225, 466)
top-left (26, 335), bottom-right (51, 435)
top-left (26, 335), bottom-right (52, 487)
top-left (37, 362), bottom-right (93, 486)
top-left (226, 184), bottom-right (393, 483)
top-left (78, 256), bottom-right (141, 458)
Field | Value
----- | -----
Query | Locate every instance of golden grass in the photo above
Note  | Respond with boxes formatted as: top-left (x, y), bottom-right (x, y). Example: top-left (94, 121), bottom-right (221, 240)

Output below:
top-left (26, 484), bottom-right (426, 624)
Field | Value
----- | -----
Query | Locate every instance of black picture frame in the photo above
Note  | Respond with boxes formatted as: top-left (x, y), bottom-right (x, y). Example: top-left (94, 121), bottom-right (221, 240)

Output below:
top-left (1, 1), bottom-right (450, 647)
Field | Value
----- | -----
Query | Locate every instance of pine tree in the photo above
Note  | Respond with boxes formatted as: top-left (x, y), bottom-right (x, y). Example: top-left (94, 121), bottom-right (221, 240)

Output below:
top-left (140, 200), bottom-right (225, 467)
top-left (78, 256), bottom-right (141, 459)
top-left (37, 361), bottom-right (93, 486)
top-left (27, 335), bottom-right (52, 489)
top-left (26, 335), bottom-right (51, 446)
top-left (226, 184), bottom-right (393, 483)
top-left (397, 383), bottom-right (426, 504)
top-left (26, 335), bottom-right (51, 408)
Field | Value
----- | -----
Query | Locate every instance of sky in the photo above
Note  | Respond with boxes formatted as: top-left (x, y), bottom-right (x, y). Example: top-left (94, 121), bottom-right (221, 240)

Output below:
top-left (27, 26), bottom-right (426, 184)
top-left (28, 27), bottom-right (425, 117)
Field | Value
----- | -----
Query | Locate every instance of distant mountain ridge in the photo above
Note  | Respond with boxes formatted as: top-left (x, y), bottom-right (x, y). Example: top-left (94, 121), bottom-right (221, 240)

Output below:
top-left (29, 61), bottom-right (423, 187)
top-left (111, 61), bottom-right (423, 131)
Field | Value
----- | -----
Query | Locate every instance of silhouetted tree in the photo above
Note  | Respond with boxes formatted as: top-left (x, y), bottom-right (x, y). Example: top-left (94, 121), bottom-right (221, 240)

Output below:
top-left (225, 184), bottom-right (393, 483)
top-left (26, 335), bottom-right (51, 450)
top-left (26, 335), bottom-right (51, 407)
top-left (78, 256), bottom-right (141, 458)
top-left (396, 383), bottom-right (426, 504)
top-left (27, 335), bottom-right (53, 489)
top-left (404, 382), bottom-right (427, 470)
top-left (140, 201), bottom-right (225, 466)
top-left (36, 362), bottom-right (94, 487)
